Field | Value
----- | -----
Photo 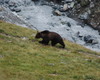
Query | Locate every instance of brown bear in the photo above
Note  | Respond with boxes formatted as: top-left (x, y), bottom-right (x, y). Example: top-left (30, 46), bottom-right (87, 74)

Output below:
top-left (35, 30), bottom-right (65, 48)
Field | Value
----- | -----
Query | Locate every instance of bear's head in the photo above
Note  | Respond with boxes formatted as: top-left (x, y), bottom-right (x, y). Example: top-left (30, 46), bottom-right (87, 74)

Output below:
top-left (35, 32), bottom-right (42, 38)
top-left (35, 30), bottom-right (49, 38)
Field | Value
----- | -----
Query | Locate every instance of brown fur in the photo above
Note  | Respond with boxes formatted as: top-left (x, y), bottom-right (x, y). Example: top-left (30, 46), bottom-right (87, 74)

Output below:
top-left (35, 30), bottom-right (65, 48)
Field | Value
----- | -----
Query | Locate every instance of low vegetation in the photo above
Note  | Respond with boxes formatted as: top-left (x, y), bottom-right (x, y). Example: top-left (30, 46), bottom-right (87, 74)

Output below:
top-left (0, 21), bottom-right (100, 80)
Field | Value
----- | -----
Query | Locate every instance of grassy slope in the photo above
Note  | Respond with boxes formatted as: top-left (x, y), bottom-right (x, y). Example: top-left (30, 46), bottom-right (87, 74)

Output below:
top-left (0, 21), bottom-right (100, 80)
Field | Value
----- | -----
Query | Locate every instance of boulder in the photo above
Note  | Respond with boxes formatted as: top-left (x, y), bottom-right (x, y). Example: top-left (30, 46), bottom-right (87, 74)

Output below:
top-left (53, 9), bottom-right (62, 16)
top-left (59, 4), bottom-right (68, 12)
top-left (76, 0), bottom-right (90, 7)
top-left (9, 7), bottom-right (21, 12)
top-left (86, 12), bottom-right (100, 31)
top-left (63, 4), bottom-right (68, 11)
top-left (84, 35), bottom-right (98, 44)
top-left (71, 0), bottom-right (100, 32)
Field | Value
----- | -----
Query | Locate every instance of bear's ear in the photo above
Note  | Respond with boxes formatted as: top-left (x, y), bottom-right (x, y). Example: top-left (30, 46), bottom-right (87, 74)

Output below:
top-left (35, 32), bottom-right (41, 38)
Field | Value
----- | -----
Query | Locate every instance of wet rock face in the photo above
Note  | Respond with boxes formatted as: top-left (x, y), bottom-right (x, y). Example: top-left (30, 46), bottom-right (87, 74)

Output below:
top-left (43, 0), bottom-right (100, 32)
top-left (76, 0), bottom-right (90, 7)
top-left (2, 0), bottom-right (33, 12)
top-left (8, 2), bottom-right (21, 12)
top-left (86, 12), bottom-right (100, 30)
top-left (73, 0), bottom-right (100, 32)
top-left (87, 1), bottom-right (100, 31)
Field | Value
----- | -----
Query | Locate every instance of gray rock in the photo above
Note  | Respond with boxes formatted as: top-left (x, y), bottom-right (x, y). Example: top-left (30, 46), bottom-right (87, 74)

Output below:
top-left (9, 7), bottom-right (21, 12)
top-left (63, 4), bottom-right (68, 11)
top-left (59, 4), bottom-right (68, 12)
top-left (84, 35), bottom-right (98, 44)
top-left (78, 12), bottom-right (90, 20)
top-left (67, 22), bottom-right (71, 27)
top-left (69, 2), bottom-right (74, 8)
top-left (8, 0), bottom-right (32, 6)
top-left (53, 9), bottom-right (62, 16)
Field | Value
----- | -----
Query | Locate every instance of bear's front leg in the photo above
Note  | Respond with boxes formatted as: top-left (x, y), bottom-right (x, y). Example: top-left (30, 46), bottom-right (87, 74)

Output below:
top-left (39, 39), bottom-right (49, 45)
top-left (39, 40), bottom-right (44, 44)
top-left (39, 40), bottom-right (47, 45)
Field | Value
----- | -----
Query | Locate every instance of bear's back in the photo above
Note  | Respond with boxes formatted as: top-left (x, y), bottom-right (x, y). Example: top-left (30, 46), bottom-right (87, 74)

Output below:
top-left (48, 32), bottom-right (62, 40)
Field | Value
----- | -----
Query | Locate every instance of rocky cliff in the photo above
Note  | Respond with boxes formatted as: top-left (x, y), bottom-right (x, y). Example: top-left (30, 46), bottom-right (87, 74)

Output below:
top-left (73, 0), bottom-right (100, 32)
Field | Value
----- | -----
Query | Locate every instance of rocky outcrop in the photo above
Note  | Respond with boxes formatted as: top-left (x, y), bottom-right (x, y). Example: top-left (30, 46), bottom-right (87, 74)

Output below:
top-left (0, 6), bottom-right (33, 28)
top-left (84, 35), bottom-right (98, 44)
top-left (46, 0), bottom-right (100, 32)
top-left (72, 0), bottom-right (100, 32)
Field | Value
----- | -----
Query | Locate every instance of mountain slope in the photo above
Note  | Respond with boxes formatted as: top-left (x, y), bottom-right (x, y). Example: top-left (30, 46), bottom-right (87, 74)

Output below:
top-left (0, 21), bottom-right (100, 80)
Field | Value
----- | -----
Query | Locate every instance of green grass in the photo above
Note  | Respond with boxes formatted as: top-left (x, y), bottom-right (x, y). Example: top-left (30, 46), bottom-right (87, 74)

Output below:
top-left (0, 21), bottom-right (100, 80)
